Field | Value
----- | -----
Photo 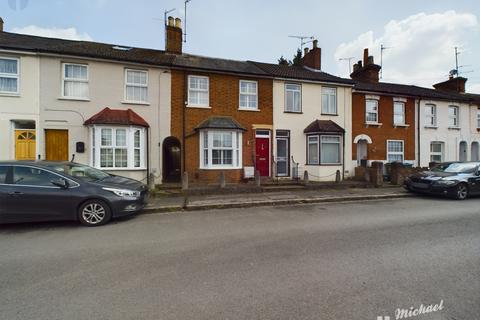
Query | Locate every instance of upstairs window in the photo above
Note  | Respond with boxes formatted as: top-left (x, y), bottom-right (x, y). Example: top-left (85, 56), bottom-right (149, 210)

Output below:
top-left (125, 69), bottom-right (148, 103)
top-left (239, 80), bottom-right (258, 110)
top-left (393, 102), bottom-right (405, 125)
top-left (448, 105), bottom-right (459, 127)
top-left (0, 57), bottom-right (19, 94)
top-left (425, 104), bottom-right (437, 126)
top-left (285, 83), bottom-right (301, 112)
top-left (321, 87), bottom-right (337, 115)
top-left (366, 99), bottom-right (378, 123)
top-left (62, 63), bottom-right (89, 99)
top-left (188, 75), bottom-right (209, 106)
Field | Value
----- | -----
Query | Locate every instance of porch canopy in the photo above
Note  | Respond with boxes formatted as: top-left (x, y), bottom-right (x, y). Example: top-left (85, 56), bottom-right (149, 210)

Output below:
top-left (303, 119), bottom-right (345, 134)
top-left (84, 107), bottom-right (149, 127)
top-left (194, 116), bottom-right (246, 131)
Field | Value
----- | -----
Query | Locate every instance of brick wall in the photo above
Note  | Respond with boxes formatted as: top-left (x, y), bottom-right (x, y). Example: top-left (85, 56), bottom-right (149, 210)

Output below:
top-left (170, 70), bottom-right (273, 183)
top-left (351, 93), bottom-right (416, 161)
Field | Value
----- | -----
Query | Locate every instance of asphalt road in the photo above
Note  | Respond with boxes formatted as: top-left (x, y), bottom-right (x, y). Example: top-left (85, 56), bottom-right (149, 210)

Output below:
top-left (1, 197), bottom-right (479, 320)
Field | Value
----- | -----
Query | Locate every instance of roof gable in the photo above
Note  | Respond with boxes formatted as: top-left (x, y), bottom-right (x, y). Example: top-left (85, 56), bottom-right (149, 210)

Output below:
top-left (84, 107), bottom-right (149, 127)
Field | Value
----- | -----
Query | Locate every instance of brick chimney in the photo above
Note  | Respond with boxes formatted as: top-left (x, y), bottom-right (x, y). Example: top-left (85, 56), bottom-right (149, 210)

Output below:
top-left (350, 48), bottom-right (381, 83)
top-left (301, 40), bottom-right (321, 70)
top-left (433, 76), bottom-right (467, 94)
top-left (0, 17), bottom-right (4, 32)
top-left (165, 16), bottom-right (182, 54)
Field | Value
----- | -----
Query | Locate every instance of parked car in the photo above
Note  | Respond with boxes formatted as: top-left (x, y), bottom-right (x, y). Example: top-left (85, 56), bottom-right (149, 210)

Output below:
top-left (404, 162), bottom-right (480, 200)
top-left (0, 161), bottom-right (148, 226)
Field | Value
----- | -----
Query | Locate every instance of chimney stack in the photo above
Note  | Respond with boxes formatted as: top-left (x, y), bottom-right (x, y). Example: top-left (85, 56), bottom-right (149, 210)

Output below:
top-left (301, 40), bottom-right (321, 70)
top-left (304, 47), bottom-right (309, 56)
top-left (350, 48), bottom-right (381, 83)
top-left (433, 76), bottom-right (467, 94)
top-left (165, 16), bottom-right (182, 54)
top-left (0, 17), bottom-right (4, 32)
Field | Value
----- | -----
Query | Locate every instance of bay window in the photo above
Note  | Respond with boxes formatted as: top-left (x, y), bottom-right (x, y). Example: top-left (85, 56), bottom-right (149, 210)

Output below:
top-left (125, 69), bottom-right (148, 103)
top-left (307, 135), bottom-right (342, 165)
top-left (62, 63), bottom-right (89, 99)
top-left (188, 75), bottom-right (209, 106)
top-left (307, 136), bottom-right (319, 165)
top-left (200, 130), bottom-right (242, 169)
top-left (387, 140), bottom-right (404, 163)
top-left (239, 80), bottom-right (258, 109)
top-left (90, 126), bottom-right (146, 169)
top-left (0, 57), bottom-right (19, 94)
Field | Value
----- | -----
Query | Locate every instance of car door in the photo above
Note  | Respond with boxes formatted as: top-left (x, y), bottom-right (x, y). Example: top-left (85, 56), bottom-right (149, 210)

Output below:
top-left (470, 165), bottom-right (480, 195)
top-left (4, 165), bottom-right (79, 222)
top-left (0, 165), bottom-right (12, 222)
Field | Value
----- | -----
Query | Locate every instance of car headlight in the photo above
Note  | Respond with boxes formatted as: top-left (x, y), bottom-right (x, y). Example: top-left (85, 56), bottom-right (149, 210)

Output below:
top-left (434, 180), bottom-right (457, 186)
top-left (102, 187), bottom-right (140, 199)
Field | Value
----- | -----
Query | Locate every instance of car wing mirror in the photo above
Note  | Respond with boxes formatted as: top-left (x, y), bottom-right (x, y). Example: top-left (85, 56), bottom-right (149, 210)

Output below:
top-left (51, 178), bottom-right (69, 189)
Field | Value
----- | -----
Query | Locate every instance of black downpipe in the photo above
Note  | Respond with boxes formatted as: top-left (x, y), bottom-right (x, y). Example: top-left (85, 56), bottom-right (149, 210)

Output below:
top-left (146, 128), bottom-right (150, 185)
top-left (182, 71), bottom-right (187, 175)
top-left (342, 134), bottom-right (345, 180)
top-left (417, 99), bottom-right (421, 167)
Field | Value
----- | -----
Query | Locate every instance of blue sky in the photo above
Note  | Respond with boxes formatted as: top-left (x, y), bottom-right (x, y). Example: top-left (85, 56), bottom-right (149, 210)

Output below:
top-left (2, 0), bottom-right (480, 92)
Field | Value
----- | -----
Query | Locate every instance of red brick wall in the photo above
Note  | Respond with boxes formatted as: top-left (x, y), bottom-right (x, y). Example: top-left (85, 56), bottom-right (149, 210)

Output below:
top-left (351, 93), bottom-right (415, 161)
top-left (170, 70), bottom-right (273, 183)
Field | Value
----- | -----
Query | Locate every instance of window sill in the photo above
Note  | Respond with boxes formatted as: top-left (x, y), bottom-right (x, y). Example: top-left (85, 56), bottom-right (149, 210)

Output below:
top-left (321, 113), bottom-right (338, 116)
top-left (448, 126), bottom-right (461, 130)
top-left (424, 125), bottom-right (438, 129)
top-left (284, 111), bottom-right (303, 114)
top-left (99, 167), bottom-right (147, 171)
top-left (199, 167), bottom-right (242, 170)
top-left (58, 97), bottom-right (90, 101)
top-left (365, 122), bottom-right (382, 127)
top-left (187, 104), bottom-right (211, 109)
top-left (121, 100), bottom-right (150, 106)
top-left (305, 163), bottom-right (342, 166)
top-left (238, 108), bottom-right (260, 112)
top-left (394, 124), bottom-right (410, 128)
top-left (0, 92), bottom-right (20, 97)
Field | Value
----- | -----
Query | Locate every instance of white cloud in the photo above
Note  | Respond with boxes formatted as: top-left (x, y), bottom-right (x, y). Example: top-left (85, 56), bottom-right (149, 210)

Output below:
top-left (334, 11), bottom-right (478, 89)
top-left (11, 25), bottom-right (93, 41)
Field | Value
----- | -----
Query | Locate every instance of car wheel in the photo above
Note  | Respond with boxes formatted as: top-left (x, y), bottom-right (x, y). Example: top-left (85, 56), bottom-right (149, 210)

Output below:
top-left (78, 200), bottom-right (112, 226)
top-left (455, 183), bottom-right (469, 200)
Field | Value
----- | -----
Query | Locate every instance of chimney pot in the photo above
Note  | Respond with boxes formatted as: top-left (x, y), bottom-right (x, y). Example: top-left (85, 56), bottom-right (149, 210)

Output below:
top-left (304, 47), bottom-right (309, 56)
top-left (175, 18), bottom-right (182, 28)
top-left (363, 48), bottom-right (369, 65)
top-left (313, 39), bottom-right (318, 48)
top-left (0, 17), bottom-right (4, 32)
top-left (168, 16), bottom-right (174, 27)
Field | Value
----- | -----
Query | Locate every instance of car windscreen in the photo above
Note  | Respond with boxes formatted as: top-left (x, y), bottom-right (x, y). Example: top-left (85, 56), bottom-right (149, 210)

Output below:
top-left (49, 163), bottom-right (111, 182)
top-left (432, 162), bottom-right (479, 174)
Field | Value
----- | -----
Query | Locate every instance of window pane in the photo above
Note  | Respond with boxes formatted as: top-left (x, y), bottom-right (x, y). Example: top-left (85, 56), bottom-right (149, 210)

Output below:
top-left (0, 166), bottom-right (8, 184)
top-left (64, 81), bottom-right (88, 97)
top-left (116, 129), bottom-right (127, 147)
top-left (101, 129), bottom-right (112, 146)
top-left (388, 141), bottom-right (403, 152)
top-left (223, 133), bottom-right (232, 148)
top-left (213, 133), bottom-right (222, 147)
top-left (308, 137), bottom-right (319, 164)
top-left (0, 77), bottom-right (18, 92)
top-left (13, 167), bottom-right (59, 187)
top-left (100, 149), bottom-right (113, 167)
top-left (134, 130), bottom-right (140, 148)
top-left (212, 150), bottom-right (221, 164)
top-left (321, 142), bottom-right (340, 164)
top-left (134, 149), bottom-right (140, 167)
top-left (0, 58), bottom-right (18, 74)
top-left (127, 70), bottom-right (147, 85)
top-left (114, 149), bottom-right (128, 167)
top-left (223, 150), bottom-right (233, 164)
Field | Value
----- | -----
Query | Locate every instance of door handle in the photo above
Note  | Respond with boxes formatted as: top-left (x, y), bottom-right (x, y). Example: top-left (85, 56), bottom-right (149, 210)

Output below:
top-left (8, 191), bottom-right (24, 197)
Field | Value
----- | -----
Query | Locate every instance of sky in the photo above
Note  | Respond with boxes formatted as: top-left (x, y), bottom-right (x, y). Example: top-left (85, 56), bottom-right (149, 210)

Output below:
top-left (2, 0), bottom-right (480, 92)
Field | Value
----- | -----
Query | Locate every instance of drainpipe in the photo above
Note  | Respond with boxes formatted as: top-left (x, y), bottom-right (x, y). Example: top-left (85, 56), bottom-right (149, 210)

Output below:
top-left (146, 128), bottom-right (150, 185)
top-left (417, 98), bottom-right (421, 167)
top-left (342, 134), bottom-right (345, 180)
top-left (182, 71), bottom-right (187, 175)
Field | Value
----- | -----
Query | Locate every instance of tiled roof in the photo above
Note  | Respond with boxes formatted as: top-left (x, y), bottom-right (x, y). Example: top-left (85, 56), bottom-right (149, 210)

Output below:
top-left (84, 107), bottom-right (149, 127)
top-left (194, 116), bottom-right (246, 131)
top-left (173, 54), bottom-right (268, 76)
top-left (354, 81), bottom-right (473, 103)
top-left (304, 120), bottom-right (345, 134)
top-left (249, 61), bottom-right (355, 85)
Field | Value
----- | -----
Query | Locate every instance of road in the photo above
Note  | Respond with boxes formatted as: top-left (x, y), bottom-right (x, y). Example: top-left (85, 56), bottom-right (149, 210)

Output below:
top-left (1, 197), bottom-right (479, 320)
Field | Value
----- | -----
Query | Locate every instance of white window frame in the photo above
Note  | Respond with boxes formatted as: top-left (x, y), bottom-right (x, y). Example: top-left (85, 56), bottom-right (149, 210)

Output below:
top-left (321, 87), bottom-right (337, 115)
top-left (430, 141), bottom-right (444, 163)
top-left (393, 101), bottom-right (405, 125)
top-left (448, 105), bottom-right (459, 128)
top-left (425, 104), bottom-right (437, 127)
top-left (90, 125), bottom-right (146, 170)
top-left (320, 135), bottom-right (342, 164)
top-left (62, 63), bottom-right (89, 99)
top-left (386, 140), bottom-right (404, 163)
top-left (365, 99), bottom-right (379, 123)
top-left (188, 75), bottom-right (209, 107)
top-left (239, 80), bottom-right (258, 110)
top-left (199, 130), bottom-right (242, 169)
top-left (0, 56), bottom-right (20, 95)
top-left (124, 69), bottom-right (148, 104)
top-left (285, 83), bottom-right (302, 113)
top-left (307, 135), bottom-right (319, 165)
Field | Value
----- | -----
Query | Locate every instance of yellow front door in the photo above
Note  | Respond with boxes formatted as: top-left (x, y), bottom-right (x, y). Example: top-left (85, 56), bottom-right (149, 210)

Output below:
top-left (15, 130), bottom-right (36, 160)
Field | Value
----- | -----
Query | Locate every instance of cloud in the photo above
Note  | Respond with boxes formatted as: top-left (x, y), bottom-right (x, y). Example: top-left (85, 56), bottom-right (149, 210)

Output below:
top-left (468, 83), bottom-right (480, 94)
top-left (334, 11), bottom-right (478, 90)
top-left (11, 25), bottom-right (93, 41)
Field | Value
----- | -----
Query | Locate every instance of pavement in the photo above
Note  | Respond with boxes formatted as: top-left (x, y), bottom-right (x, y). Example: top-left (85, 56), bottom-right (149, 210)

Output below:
top-left (1, 196), bottom-right (479, 319)
top-left (146, 186), bottom-right (411, 213)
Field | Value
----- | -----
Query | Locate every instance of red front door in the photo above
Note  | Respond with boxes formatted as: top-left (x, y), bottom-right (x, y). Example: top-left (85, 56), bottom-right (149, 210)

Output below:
top-left (255, 137), bottom-right (270, 176)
